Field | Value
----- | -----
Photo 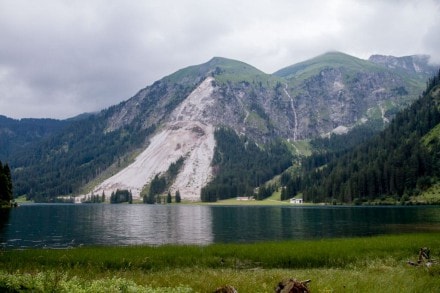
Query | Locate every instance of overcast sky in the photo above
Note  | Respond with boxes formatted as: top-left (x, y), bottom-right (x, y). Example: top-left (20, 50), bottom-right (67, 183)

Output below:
top-left (1, 0), bottom-right (439, 119)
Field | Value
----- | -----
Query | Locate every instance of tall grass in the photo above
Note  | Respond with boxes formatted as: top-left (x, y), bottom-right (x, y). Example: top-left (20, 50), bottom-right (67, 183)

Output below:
top-left (1, 233), bottom-right (439, 292)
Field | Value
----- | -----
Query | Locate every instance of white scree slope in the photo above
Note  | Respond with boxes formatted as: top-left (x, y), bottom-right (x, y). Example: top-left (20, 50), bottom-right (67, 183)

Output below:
top-left (93, 77), bottom-right (216, 200)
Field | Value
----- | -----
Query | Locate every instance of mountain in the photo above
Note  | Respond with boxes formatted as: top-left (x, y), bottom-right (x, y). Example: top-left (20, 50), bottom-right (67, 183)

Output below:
top-left (6, 52), bottom-right (438, 202)
top-left (369, 54), bottom-right (434, 77)
top-left (274, 52), bottom-right (436, 138)
top-left (284, 70), bottom-right (440, 203)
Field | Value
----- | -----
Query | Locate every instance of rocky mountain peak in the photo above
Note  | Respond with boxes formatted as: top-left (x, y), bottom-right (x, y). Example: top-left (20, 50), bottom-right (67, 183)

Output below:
top-left (368, 54), bottom-right (435, 75)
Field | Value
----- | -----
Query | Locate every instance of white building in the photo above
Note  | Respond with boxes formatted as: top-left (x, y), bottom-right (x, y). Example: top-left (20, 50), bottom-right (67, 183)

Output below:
top-left (290, 198), bottom-right (303, 204)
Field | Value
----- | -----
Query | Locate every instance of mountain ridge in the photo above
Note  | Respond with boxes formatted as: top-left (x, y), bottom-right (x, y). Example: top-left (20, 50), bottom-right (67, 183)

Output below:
top-left (368, 54), bottom-right (434, 76)
top-left (274, 51), bottom-right (380, 78)
top-left (3, 52), bottom-right (438, 201)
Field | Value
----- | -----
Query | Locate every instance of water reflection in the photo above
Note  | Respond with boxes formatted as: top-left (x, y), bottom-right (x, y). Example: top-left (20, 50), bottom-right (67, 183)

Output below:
top-left (77, 205), bottom-right (214, 246)
top-left (211, 206), bottom-right (440, 243)
top-left (1, 204), bottom-right (439, 248)
top-left (0, 208), bottom-right (10, 245)
top-left (2, 204), bottom-right (213, 248)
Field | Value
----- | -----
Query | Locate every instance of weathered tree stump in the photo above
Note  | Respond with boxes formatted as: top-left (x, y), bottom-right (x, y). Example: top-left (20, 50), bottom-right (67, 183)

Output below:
top-left (275, 278), bottom-right (311, 293)
top-left (408, 247), bottom-right (433, 267)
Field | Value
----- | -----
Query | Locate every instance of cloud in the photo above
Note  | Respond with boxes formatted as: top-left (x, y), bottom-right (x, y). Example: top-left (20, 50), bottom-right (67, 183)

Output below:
top-left (0, 0), bottom-right (439, 119)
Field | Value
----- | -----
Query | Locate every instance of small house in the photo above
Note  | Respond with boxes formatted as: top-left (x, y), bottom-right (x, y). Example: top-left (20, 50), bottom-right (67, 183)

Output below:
top-left (237, 196), bottom-right (254, 201)
top-left (290, 198), bottom-right (303, 204)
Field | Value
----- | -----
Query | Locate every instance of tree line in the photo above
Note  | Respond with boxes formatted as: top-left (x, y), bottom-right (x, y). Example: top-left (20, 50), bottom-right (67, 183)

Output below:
top-left (0, 161), bottom-right (13, 205)
top-left (110, 189), bottom-right (133, 204)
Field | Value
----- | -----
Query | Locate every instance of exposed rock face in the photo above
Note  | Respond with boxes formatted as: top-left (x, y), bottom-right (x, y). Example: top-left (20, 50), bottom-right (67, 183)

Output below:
top-left (369, 54), bottom-right (434, 75)
top-left (94, 78), bottom-right (216, 200)
top-left (289, 68), bottom-right (411, 138)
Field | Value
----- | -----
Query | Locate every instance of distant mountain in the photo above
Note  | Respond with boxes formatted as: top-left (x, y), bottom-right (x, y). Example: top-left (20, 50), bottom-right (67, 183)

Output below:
top-left (0, 115), bottom-right (70, 160)
top-left (369, 54), bottom-right (434, 77)
top-left (5, 52), bottom-right (438, 201)
top-left (66, 112), bottom-right (98, 122)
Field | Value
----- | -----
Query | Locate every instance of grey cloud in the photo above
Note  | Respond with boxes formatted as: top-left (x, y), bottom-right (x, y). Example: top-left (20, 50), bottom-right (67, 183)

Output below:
top-left (0, 0), bottom-right (439, 119)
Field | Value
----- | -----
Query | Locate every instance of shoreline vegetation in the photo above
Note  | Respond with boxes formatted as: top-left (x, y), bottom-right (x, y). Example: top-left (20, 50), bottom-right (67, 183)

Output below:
top-left (17, 172), bottom-right (440, 206)
top-left (1, 233), bottom-right (439, 292)
top-left (28, 184), bottom-right (440, 206)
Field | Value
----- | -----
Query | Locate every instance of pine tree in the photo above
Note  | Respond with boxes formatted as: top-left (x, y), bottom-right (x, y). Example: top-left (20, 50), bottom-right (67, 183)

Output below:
top-left (144, 192), bottom-right (156, 204)
top-left (0, 161), bottom-right (13, 204)
top-left (175, 190), bottom-right (181, 203)
top-left (167, 191), bottom-right (172, 203)
top-left (0, 161), bottom-right (4, 202)
top-left (0, 173), bottom-right (7, 202)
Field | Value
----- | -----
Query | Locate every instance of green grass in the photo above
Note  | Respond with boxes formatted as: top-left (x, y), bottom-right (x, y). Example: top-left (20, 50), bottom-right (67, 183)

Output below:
top-left (1, 233), bottom-right (439, 292)
top-left (422, 123), bottom-right (440, 151)
top-left (245, 112), bottom-right (269, 133)
top-left (274, 52), bottom-right (383, 81)
top-left (13, 195), bottom-right (28, 203)
top-left (417, 183), bottom-right (440, 204)
top-left (290, 140), bottom-right (312, 157)
top-left (207, 57), bottom-right (283, 86)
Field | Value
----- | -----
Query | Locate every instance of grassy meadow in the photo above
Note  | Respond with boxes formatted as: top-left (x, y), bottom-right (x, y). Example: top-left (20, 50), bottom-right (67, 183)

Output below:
top-left (1, 233), bottom-right (439, 292)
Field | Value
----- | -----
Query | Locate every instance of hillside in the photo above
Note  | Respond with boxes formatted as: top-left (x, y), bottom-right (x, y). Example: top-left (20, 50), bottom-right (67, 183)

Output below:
top-left (274, 52), bottom-right (431, 138)
top-left (282, 70), bottom-right (440, 203)
top-left (274, 52), bottom-right (381, 79)
top-left (94, 77), bottom-right (217, 200)
top-left (0, 116), bottom-right (70, 160)
top-left (5, 52), bottom-right (438, 201)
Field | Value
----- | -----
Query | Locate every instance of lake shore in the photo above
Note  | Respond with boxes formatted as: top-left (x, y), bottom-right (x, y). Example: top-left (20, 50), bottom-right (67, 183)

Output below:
top-left (1, 233), bottom-right (439, 292)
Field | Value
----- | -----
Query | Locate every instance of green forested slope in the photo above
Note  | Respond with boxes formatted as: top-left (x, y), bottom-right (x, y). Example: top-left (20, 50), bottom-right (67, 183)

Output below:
top-left (201, 127), bottom-right (293, 202)
top-left (11, 115), bottom-right (155, 201)
top-left (283, 70), bottom-right (440, 203)
top-left (0, 116), bottom-right (70, 159)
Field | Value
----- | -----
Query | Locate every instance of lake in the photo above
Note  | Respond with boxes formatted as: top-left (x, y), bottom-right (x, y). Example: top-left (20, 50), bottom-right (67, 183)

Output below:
top-left (1, 204), bottom-right (439, 248)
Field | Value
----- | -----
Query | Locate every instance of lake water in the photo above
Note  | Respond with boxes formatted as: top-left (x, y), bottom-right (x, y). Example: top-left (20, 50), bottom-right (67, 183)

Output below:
top-left (1, 204), bottom-right (439, 248)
